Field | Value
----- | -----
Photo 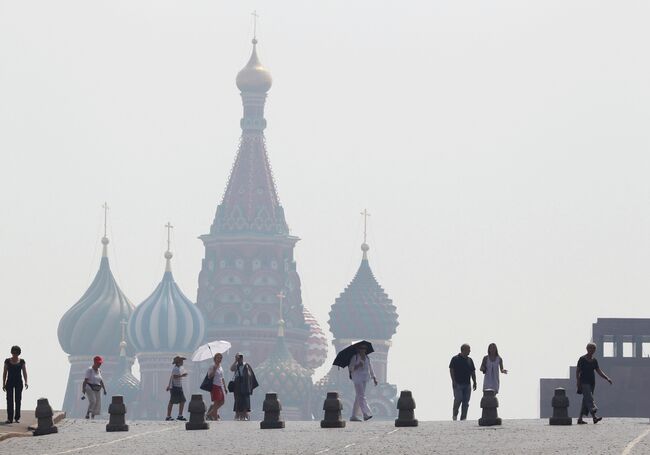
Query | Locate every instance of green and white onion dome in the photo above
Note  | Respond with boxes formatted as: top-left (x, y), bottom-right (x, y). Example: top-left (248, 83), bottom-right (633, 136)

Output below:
top-left (58, 237), bottom-right (135, 356)
top-left (127, 250), bottom-right (205, 353)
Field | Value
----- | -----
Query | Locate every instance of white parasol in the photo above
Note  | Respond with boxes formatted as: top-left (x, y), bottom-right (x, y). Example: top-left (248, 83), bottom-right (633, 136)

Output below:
top-left (191, 340), bottom-right (232, 362)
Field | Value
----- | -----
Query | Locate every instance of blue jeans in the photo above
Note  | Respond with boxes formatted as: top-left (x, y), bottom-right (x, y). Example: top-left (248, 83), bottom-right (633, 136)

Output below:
top-left (453, 383), bottom-right (471, 420)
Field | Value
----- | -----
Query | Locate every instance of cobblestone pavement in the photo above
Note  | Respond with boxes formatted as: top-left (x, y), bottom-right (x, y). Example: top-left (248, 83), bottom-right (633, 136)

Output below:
top-left (2, 418), bottom-right (649, 455)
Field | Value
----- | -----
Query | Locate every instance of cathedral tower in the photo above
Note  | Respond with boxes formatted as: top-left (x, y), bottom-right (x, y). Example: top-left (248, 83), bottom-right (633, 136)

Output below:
top-left (196, 39), bottom-right (327, 369)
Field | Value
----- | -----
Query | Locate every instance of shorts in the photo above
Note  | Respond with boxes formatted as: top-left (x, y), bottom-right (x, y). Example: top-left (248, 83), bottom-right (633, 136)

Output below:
top-left (169, 386), bottom-right (186, 405)
top-left (211, 385), bottom-right (225, 403)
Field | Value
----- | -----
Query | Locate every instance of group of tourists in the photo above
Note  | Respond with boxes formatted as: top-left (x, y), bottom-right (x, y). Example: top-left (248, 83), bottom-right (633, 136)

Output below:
top-left (2, 342), bottom-right (614, 425)
top-left (447, 342), bottom-right (613, 423)
top-left (448, 343), bottom-right (507, 421)
top-left (164, 352), bottom-right (258, 422)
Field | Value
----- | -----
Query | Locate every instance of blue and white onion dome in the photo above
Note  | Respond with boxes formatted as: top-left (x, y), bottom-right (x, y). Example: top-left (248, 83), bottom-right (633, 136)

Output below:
top-left (127, 249), bottom-right (205, 353)
top-left (58, 236), bottom-right (135, 356)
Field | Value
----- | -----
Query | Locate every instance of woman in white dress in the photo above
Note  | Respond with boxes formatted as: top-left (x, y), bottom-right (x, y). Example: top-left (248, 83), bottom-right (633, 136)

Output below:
top-left (480, 343), bottom-right (508, 394)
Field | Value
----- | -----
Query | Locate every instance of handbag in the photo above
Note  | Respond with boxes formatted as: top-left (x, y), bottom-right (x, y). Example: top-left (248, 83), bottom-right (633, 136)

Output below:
top-left (227, 370), bottom-right (237, 393)
top-left (200, 373), bottom-right (212, 392)
top-left (89, 384), bottom-right (102, 392)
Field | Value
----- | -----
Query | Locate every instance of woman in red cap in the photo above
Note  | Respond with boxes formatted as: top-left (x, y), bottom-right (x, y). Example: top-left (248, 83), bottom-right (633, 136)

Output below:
top-left (82, 356), bottom-right (107, 419)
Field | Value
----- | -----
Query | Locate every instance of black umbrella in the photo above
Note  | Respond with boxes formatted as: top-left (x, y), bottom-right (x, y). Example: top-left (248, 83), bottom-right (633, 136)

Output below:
top-left (333, 340), bottom-right (375, 368)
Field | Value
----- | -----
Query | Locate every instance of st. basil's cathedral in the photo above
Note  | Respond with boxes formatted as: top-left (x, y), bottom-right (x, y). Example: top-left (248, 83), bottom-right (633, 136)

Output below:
top-left (57, 37), bottom-right (400, 420)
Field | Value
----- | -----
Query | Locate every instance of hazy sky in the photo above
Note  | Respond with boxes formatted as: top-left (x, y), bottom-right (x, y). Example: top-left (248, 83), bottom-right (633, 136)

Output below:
top-left (1, 1), bottom-right (649, 421)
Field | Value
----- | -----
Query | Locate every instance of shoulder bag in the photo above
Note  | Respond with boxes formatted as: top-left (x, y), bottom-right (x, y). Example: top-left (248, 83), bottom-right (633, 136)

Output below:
top-left (200, 371), bottom-right (213, 392)
top-left (227, 369), bottom-right (237, 393)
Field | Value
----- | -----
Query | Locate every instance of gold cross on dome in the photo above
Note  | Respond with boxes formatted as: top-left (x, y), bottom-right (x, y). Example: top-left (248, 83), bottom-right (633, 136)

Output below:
top-left (102, 202), bottom-right (110, 237)
top-left (277, 290), bottom-right (286, 313)
top-left (276, 290), bottom-right (286, 336)
top-left (165, 222), bottom-right (174, 252)
top-left (360, 209), bottom-right (371, 244)
top-left (251, 10), bottom-right (259, 41)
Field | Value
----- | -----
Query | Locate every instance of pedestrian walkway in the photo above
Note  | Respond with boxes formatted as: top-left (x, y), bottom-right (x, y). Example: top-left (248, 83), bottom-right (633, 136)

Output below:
top-left (0, 410), bottom-right (66, 442)
top-left (1, 418), bottom-right (650, 454)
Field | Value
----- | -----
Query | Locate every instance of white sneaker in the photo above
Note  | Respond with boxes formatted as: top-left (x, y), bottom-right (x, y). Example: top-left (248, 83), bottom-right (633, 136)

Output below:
top-left (350, 416), bottom-right (362, 422)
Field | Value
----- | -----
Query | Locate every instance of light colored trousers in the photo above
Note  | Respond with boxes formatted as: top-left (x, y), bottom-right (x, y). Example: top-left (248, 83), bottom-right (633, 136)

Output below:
top-left (85, 388), bottom-right (102, 417)
top-left (352, 381), bottom-right (372, 418)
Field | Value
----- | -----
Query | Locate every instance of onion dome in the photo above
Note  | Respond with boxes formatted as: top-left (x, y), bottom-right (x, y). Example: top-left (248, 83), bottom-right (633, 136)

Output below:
top-left (236, 39), bottom-right (272, 93)
top-left (127, 245), bottom-right (205, 353)
top-left (328, 242), bottom-right (399, 340)
top-left (105, 331), bottom-right (140, 405)
top-left (302, 306), bottom-right (329, 370)
top-left (255, 331), bottom-right (313, 409)
top-left (58, 236), bottom-right (135, 356)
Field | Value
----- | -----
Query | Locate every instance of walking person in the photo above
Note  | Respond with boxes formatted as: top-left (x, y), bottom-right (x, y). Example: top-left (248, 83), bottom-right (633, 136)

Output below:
top-left (166, 356), bottom-right (188, 421)
top-left (82, 356), bottom-right (106, 419)
top-left (480, 343), bottom-right (508, 394)
top-left (206, 353), bottom-right (227, 421)
top-left (576, 342), bottom-right (613, 424)
top-left (348, 344), bottom-right (377, 422)
top-left (3, 346), bottom-right (28, 424)
top-left (449, 343), bottom-right (477, 421)
top-left (229, 353), bottom-right (258, 421)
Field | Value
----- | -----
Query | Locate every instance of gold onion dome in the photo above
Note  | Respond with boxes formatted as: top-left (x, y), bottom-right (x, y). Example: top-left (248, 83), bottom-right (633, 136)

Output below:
top-left (236, 39), bottom-right (272, 93)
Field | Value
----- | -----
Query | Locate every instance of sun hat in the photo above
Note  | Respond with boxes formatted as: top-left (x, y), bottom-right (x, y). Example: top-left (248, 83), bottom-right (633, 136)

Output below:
top-left (172, 355), bottom-right (186, 364)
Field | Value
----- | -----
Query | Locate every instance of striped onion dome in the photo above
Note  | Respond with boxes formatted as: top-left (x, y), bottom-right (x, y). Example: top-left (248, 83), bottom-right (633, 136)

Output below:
top-left (127, 250), bottom-right (205, 353)
top-left (328, 243), bottom-right (398, 340)
top-left (58, 237), bottom-right (135, 356)
top-left (302, 306), bottom-right (329, 370)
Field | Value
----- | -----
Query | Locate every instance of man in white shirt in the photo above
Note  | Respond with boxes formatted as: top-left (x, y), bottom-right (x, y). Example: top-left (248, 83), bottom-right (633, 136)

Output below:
top-left (348, 345), bottom-right (377, 422)
top-left (166, 356), bottom-right (188, 421)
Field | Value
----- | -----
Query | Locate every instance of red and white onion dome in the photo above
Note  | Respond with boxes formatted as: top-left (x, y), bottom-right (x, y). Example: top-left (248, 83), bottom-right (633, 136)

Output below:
top-left (302, 306), bottom-right (329, 370)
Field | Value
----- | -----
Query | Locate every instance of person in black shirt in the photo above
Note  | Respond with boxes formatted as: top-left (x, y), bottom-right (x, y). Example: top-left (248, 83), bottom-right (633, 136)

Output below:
top-left (576, 342), bottom-right (612, 424)
top-left (449, 344), bottom-right (477, 421)
top-left (3, 346), bottom-right (28, 424)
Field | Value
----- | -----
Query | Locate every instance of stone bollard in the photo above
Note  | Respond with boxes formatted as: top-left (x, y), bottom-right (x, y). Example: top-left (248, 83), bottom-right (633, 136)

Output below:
top-left (549, 388), bottom-right (572, 425)
top-left (395, 390), bottom-right (418, 427)
top-left (478, 389), bottom-right (502, 426)
top-left (106, 395), bottom-right (129, 432)
top-left (33, 398), bottom-right (58, 436)
top-left (320, 392), bottom-right (346, 428)
top-left (260, 392), bottom-right (285, 429)
top-left (185, 394), bottom-right (209, 430)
